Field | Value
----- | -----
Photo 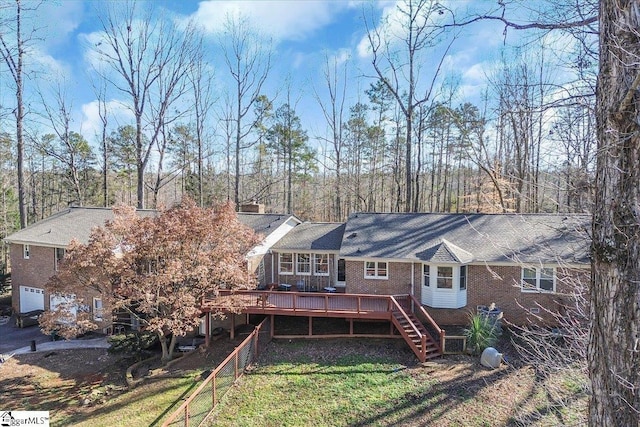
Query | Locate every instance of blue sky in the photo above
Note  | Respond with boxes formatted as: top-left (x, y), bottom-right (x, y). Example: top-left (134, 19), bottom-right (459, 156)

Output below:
top-left (2, 0), bottom-right (573, 152)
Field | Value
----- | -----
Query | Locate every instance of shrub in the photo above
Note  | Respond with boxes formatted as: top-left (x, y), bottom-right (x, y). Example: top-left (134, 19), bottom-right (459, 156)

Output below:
top-left (464, 313), bottom-right (500, 356)
top-left (108, 331), bottom-right (158, 358)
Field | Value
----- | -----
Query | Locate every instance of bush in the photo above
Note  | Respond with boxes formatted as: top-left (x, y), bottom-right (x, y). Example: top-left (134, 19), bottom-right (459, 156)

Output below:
top-left (108, 331), bottom-right (158, 358)
top-left (464, 313), bottom-right (500, 356)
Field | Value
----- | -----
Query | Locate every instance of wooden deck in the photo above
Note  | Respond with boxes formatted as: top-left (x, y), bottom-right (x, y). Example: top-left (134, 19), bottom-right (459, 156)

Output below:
top-left (202, 290), bottom-right (403, 320)
top-left (201, 290), bottom-right (444, 362)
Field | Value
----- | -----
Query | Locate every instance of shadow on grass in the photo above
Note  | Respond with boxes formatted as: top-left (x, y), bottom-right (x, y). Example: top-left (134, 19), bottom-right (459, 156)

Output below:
top-left (148, 379), bottom-right (200, 427)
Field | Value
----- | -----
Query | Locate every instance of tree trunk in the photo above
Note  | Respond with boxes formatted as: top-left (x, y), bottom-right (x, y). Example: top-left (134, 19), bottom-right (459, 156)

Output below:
top-left (590, 1), bottom-right (640, 425)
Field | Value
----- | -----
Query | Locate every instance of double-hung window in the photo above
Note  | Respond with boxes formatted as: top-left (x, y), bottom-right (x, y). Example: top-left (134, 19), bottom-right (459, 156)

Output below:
top-left (437, 266), bottom-right (453, 289)
top-left (314, 254), bottom-right (329, 276)
top-left (364, 261), bottom-right (388, 279)
top-left (93, 297), bottom-right (104, 321)
top-left (279, 253), bottom-right (293, 275)
top-left (23, 244), bottom-right (30, 259)
top-left (522, 267), bottom-right (555, 292)
top-left (423, 264), bottom-right (430, 287)
top-left (459, 265), bottom-right (467, 290)
top-left (54, 248), bottom-right (66, 271)
top-left (296, 253), bottom-right (311, 275)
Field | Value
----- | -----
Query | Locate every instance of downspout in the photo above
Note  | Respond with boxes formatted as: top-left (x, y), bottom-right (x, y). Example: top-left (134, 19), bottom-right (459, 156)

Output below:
top-left (270, 250), bottom-right (274, 284)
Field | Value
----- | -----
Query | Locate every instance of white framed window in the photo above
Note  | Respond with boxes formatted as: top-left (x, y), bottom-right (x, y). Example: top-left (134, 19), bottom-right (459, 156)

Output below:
top-left (296, 253), bottom-right (311, 275)
top-left (279, 253), bottom-right (294, 275)
top-left (459, 265), bottom-right (467, 290)
top-left (423, 264), bottom-right (430, 287)
top-left (23, 244), bottom-right (30, 259)
top-left (522, 267), bottom-right (556, 292)
top-left (437, 266), bottom-right (453, 289)
top-left (54, 247), bottom-right (65, 271)
top-left (93, 297), bottom-right (104, 321)
top-left (314, 254), bottom-right (329, 276)
top-left (50, 293), bottom-right (77, 321)
top-left (364, 261), bottom-right (388, 279)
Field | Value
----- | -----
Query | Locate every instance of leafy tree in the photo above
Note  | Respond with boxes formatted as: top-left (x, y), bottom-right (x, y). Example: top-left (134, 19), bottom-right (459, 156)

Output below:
top-left (266, 103), bottom-right (315, 214)
top-left (40, 198), bottom-right (260, 362)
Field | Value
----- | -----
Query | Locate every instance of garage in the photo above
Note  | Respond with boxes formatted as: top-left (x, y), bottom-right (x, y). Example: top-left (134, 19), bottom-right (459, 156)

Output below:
top-left (20, 286), bottom-right (45, 313)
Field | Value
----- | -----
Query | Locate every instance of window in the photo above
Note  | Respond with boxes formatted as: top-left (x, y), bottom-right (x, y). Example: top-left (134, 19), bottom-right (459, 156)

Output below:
top-left (23, 244), bottom-right (30, 259)
top-left (364, 261), bottom-right (388, 279)
top-left (459, 265), bottom-right (467, 290)
top-left (314, 254), bottom-right (329, 276)
top-left (437, 266), bottom-right (453, 289)
top-left (423, 264), bottom-right (430, 287)
top-left (279, 253), bottom-right (293, 275)
top-left (296, 253), bottom-right (311, 275)
top-left (522, 267), bottom-right (556, 292)
top-left (54, 247), bottom-right (65, 271)
top-left (50, 293), bottom-right (77, 320)
top-left (93, 297), bottom-right (104, 321)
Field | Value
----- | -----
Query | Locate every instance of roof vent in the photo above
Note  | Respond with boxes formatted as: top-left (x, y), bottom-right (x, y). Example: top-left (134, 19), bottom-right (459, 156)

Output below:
top-left (348, 232), bottom-right (357, 238)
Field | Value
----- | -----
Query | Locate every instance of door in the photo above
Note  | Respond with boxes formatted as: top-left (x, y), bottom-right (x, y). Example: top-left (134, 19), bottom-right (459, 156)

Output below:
top-left (336, 258), bottom-right (346, 286)
top-left (19, 286), bottom-right (44, 313)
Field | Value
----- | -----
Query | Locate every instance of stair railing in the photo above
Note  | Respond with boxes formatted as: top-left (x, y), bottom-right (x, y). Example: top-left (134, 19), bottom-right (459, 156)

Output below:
top-left (408, 294), bottom-right (445, 352)
top-left (389, 295), bottom-right (426, 362)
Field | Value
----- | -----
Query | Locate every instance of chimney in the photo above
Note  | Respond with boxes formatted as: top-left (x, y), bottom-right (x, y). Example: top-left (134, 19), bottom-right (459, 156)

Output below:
top-left (240, 200), bottom-right (265, 214)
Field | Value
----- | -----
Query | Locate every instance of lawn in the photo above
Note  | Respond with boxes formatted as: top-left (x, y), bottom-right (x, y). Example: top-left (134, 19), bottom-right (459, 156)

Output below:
top-left (0, 333), bottom-right (587, 426)
top-left (207, 339), bottom-right (588, 427)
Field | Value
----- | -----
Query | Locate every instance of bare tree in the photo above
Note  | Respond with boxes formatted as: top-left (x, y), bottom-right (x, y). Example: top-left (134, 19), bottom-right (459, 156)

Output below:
top-left (220, 14), bottom-right (272, 209)
top-left (37, 83), bottom-right (94, 205)
top-left (314, 54), bottom-right (348, 221)
top-left (187, 43), bottom-right (215, 207)
top-left (590, 1), bottom-right (640, 424)
top-left (365, 0), bottom-right (455, 212)
top-left (92, 1), bottom-right (199, 208)
top-left (0, 0), bottom-right (41, 228)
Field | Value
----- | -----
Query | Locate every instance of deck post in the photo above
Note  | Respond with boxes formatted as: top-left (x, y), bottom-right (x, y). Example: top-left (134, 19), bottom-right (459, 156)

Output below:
top-left (204, 312), bottom-right (210, 347)
top-left (308, 316), bottom-right (313, 336)
top-left (349, 318), bottom-right (353, 335)
top-left (230, 315), bottom-right (235, 339)
top-left (270, 315), bottom-right (275, 337)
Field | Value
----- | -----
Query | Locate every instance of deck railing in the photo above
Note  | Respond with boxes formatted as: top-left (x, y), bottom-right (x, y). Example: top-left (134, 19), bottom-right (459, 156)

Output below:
top-left (161, 317), bottom-right (270, 427)
top-left (203, 290), bottom-right (395, 319)
top-left (389, 296), bottom-right (427, 362)
top-left (408, 294), bottom-right (445, 351)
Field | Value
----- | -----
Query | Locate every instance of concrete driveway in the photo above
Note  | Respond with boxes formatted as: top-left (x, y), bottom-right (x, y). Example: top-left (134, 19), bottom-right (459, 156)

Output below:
top-left (0, 314), bottom-right (51, 354)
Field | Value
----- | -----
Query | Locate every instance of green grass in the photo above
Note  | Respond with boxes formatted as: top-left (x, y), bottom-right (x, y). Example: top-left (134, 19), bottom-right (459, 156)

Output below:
top-left (207, 343), bottom-right (438, 427)
top-left (205, 339), bottom-right (588, 427)
top-left (56, 374), bottom-right (200, 427)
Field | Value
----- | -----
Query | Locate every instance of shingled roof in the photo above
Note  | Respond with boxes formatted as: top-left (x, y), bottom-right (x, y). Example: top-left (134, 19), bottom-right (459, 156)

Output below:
top-left (236, 213), bottom-right (300, 237)
top-left (5, 208), bottom-right (298, 248)
top-left (4, 207), bottom-right (157, 247)
top-left (339, 213), bottom-right (590, 264)
top-left (272, 222), bottom-right (345, 252)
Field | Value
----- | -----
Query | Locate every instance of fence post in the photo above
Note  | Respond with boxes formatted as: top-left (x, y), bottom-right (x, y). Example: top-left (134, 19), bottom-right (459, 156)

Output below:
top-left (212, 375), bottom-right (217, 407)
top-left (235, 351), bottom-right (239, 379)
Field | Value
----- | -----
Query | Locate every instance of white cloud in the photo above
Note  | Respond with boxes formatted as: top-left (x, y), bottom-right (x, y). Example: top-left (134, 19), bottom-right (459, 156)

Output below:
top-left (80, 99), bottom-right (134, 142)
top-left (185, 0), bottom-right (351, 41)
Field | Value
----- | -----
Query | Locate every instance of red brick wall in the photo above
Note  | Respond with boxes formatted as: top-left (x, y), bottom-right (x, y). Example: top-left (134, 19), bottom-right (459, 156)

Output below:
top-left (344, 259), bottom-right (589, 326)
top-left (11, 244), bottom-right (56, 312)
top-left (11, 243), bottom-right (107, 329)
top-left (345, 261), bottom-right (412, 295)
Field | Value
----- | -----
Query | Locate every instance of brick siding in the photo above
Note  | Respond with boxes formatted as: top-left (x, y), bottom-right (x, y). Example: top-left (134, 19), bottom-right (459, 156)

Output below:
top-left (346, 259), bottom-right (589, 326)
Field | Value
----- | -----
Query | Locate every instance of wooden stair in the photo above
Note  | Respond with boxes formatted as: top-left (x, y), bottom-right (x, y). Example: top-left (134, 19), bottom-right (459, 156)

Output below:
top-left (392, 310), bottom-right (442, 362)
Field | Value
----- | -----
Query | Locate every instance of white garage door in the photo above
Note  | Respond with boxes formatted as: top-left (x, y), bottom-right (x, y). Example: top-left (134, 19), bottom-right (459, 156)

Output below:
top-left (20, 286), bottom-right (45, 313)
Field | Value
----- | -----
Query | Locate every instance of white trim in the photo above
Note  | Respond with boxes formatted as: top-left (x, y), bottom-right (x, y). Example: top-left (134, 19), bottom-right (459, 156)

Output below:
top-left (364, 261), bottom-right (388, 280)
top-left (278, 252), bottom-right (294, 275)
top-left (521, 267), bottom-right (556, 293)
top-left (93, 297), bottom-right (104, 321)
top-left (54, 247), bottom-right (65, 271)
top-left (295, 253), bottom-right (312, 276)
top-left (314, 253), bottom-right (330, 276)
